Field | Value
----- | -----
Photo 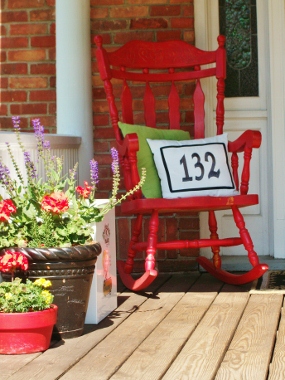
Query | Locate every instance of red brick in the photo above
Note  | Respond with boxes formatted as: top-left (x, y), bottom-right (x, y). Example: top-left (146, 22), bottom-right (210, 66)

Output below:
top-left (91, 20), bottom-right (127, 32)
top-left (10, 103), bottom-right (47, 115)
top-left (7, 0), bottom-right (45, 8)
top-left (182, 5), bottom-right (194, 17)
top-left (30, 63), bottom-right (56, 75)
top-left (31, 36), bottom-right (55, 48)
top-left (110, 6), bottom-right (148, 18)
top-left (91, 0), bottom-right (123, 5)
top-left (8, 49), bottom-right (46, 62)
top-left (1, 91), bottom-right (27, 102)
top-left (1, 63), bottom-right (28, 75)
top-left (1, 51), bottom-right (7, 62)
top-left (34, 116), bottom-right (56, 128)
top-left (157, 30), bottom-right (182, 41)
top-left (94, 140), bottom-right (110, 153)
top-left (1, 25), bottom-right (7, 35)
top-left (129, 0), bottom-right (166, 3)
top-left (93, 127), bottom-right (115, 140)
top-left (10, 24), bottom-right (47, 35)
top-left (150, 5), bottom-right (181, 17)
top-left (1, 11), bottom-right (28, 23)
top-left (171, 17), bottom-right (194, 29)
top-left (50, 76), bottom-right (56, 88)
top-left (9, 77), bottom-right (48, 89)
top-left (48, 47), bottom-right (56, 60)
top-left (30, 9), bottom-right (55, 21)
top-left (170, 0), bottom-right (191, 3)
top-left (0, 117), bottom-right (18, 129)
top-left (93, 114), bottom-right (110, 127)
top-left (46, 0), bottom-right (55, 6)
top-left (0, 104), bottom-right (8, 116)
top-left (50, 23), bottom-right (56, 34)
top-left (114, 31), bottom-right (154, 44)
top-left (116, 217), bottom-right (130, 260)
top-left (90, 8), bottom-right (109, 20)
top-left (48, 102), bottom-right (56, 114)
top-left (0, 78), bottom-right (8, 88)
top-left (130, 18), bottom-right (168, 29)
top-left (29, 90), bottom-right (56, 101)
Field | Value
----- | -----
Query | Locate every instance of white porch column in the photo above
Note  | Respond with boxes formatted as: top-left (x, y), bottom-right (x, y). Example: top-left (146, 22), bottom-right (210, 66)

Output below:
top-left (56, 0), bottom-right (93, 185)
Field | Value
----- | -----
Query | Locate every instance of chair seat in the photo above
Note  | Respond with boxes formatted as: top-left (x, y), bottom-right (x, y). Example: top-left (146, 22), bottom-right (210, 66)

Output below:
top-left (121, 194), bottom-right (259, 215)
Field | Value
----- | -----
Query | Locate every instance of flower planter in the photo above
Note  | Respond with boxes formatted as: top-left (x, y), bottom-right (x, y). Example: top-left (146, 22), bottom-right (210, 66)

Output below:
top-left (1, 243), bottom-right (101, 339)
top-left (0, 304), bottom-right (58, 354)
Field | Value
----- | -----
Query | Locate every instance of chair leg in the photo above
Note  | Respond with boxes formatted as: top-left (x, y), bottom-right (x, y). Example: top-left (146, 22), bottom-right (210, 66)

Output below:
top-left (124, 214), bottom-right (143, 274)
top-left (117, 211), bottom-right (158, 291)
top-left (197, 206), bottom-right (268, 285)
top-left (209, 210), bottom-right (221, 269)
top-left (231, 205), bottom-right (259, 267)
top-left (145, 209), bottom-right (159, 272)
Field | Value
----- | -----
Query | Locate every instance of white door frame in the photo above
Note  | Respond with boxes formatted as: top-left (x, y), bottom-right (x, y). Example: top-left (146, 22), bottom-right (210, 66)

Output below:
top-left (194, 0), bottom-right (285, 258)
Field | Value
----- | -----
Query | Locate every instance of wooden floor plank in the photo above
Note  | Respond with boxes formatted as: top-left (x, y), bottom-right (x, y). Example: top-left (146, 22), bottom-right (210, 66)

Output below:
top-left (189, 272), bottom-right (224, 293)
top-left (59, 274), bottom-right (194, 380)
top-left (6, 274), bottom-right (171, 380)
top-left (266, 298), bottom-right (285, 380)
top-left (110, 292), bottom-right (217, 380)
top-left (0, 352), bottom-right (40, 380)
top-left (216, 294), bottom-right (283, 380)
top-left (161, 292), bottom-right (250, 380)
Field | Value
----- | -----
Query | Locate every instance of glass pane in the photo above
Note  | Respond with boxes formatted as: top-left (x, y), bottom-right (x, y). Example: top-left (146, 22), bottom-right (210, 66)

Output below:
top-left (219, 0), bottom-right (259, 97)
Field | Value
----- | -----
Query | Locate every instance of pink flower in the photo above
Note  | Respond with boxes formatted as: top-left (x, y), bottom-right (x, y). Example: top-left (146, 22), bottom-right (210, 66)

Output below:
top-left (0, 199), bottom-right (17, 222)
top-left (0, 251), bottom-right (29, 274)
top-left (76, 181), bottom-right (92, 199)
top-left (41, 192), bottom-right (69, 214)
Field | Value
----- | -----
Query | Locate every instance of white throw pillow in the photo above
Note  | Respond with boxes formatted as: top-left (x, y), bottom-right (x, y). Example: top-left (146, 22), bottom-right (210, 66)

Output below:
top-left (147, 134), bottom-right (237, 199)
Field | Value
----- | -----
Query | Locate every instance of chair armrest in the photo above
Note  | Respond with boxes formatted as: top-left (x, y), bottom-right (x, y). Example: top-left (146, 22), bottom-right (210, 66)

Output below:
top-left (116, 133), bottom-right (142, 199)
top-left (228, 130), bottom-right (262, 195)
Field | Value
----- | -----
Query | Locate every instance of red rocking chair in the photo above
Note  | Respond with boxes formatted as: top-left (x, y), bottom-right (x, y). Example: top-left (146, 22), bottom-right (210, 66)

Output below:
top-left (95, 35), bottom-right (268, 291)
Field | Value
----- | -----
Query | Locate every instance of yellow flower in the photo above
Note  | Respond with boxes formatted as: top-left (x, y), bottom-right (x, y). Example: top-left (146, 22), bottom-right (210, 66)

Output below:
top-left (34, 278), bottom-right (52, 288)
top-left (5, 293), bottom-right (12, 300)
top-left (41, 290), bottom-right (53, 305)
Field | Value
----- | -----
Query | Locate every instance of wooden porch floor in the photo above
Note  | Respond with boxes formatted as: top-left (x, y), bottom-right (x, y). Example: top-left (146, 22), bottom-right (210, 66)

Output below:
top-left (2, 272), bottom-right (285, 380)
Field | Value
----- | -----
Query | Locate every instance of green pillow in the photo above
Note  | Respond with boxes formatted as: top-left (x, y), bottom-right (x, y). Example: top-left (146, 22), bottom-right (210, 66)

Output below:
top-left (118, 122), bottom-right (190, 198)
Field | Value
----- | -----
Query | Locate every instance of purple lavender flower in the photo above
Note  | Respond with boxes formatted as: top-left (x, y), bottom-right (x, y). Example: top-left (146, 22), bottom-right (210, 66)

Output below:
top-left (90, 159), bottom-right (99, 185)
top-left (42, 140), bottom-right (50, 149)
top-left (23, 151), bottom-right (31, 163)
top-left (12, 116), bottom-right (21, 130)
top-left (110, 147), bottom-right (119, 174)
top-left (32, 118), bottom-right (45, 147)
top-left (24, 151), bottom-right (37, 179)
top-left (32, 118), bottom-right (44, 135)
top-left (0, 161), bottom-right (12, 188)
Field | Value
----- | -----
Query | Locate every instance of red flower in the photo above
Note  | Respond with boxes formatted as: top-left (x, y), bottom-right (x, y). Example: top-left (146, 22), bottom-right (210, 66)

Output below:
top-left (0, 199), bottom-right (17, 222)
top-left (0, 251), bottom-right (29, 274)
top-left (76, 181), bottom-right (92, 199)
top-left (41, 192), bottom-right (69, 214)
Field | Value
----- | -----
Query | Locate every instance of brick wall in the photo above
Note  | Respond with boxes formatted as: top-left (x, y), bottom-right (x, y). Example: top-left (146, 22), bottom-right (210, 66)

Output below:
top-left (0, 0), bottom-right (199, 272)
top-left (90, 0), bottom-right (199, 272)
top-left (0, 0), bottom-right (56, 132)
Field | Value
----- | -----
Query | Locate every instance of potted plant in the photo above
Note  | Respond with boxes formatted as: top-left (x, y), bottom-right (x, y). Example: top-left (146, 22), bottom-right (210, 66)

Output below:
top-left (0, 116), bottom-right (145, 339)
top-left (0, 251), bottom-right (57, 354)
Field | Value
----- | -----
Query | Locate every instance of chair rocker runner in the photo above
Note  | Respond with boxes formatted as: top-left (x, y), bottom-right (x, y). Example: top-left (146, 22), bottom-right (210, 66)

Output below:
top-left (95, 35), bottom-right (269, 291)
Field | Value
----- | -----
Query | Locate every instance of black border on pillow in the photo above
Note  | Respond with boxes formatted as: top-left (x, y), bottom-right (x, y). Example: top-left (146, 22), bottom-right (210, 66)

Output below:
top-left (160, 142), bottom-right (235, 193)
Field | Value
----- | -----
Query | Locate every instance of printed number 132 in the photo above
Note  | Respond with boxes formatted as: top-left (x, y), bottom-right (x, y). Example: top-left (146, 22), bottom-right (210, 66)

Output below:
top-left (180, 152), bottom-right (220, 182)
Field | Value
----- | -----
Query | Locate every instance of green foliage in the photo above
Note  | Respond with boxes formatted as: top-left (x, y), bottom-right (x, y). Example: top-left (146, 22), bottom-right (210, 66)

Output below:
top-left (0, 278), bottom-right (54, 313)
top-left (0, 118), bottom-right (145, 249)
